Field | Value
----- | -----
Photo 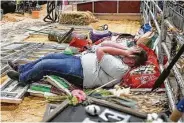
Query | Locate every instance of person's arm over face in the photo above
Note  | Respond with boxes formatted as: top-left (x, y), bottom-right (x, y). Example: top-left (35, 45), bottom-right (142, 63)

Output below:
top-left (96, 49), bottom-right (130, 80)
top-left (96, 47), bottom-right (140, 61)
top-left (101, 42), bottom-right (128, 50)
top-left (96, 47), bottom-right (127, 61)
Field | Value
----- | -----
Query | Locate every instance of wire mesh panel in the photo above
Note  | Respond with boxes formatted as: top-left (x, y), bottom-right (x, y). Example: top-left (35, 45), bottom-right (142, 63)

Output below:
top-left (165, 1), bottom-right (184, 31)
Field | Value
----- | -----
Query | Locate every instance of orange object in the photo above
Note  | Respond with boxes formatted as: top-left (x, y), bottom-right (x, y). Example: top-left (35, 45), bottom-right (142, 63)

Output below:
top-left (170, 108), bottom-right (183, 122)
top-left (32, 11), bottom-right (40, 19)
top-left (69, 37), bottom-right (89, 49)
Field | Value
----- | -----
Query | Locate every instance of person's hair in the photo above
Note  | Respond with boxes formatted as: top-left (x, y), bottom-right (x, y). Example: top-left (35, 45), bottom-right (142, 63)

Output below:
top-left (133, 49), bottom-right (148, 66)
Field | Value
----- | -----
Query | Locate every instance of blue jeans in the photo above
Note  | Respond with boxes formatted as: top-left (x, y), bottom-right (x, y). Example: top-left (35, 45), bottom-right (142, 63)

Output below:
top-left (19, 53), bottom-right (83, 87)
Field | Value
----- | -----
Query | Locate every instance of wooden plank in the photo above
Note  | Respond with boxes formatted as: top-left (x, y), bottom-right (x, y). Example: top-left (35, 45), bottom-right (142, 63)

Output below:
top-left (2, 82), bottom-right (19, 92)
top-left (15, 85), bottom-right (29, 98)
top-left (42, 99), bottom-right (69, 122)
top-left (0, 78), bottom-right (13, 90)
top-left (88, 97), bottom-right (147, 119)
top-left (0, 97), bottom-right (22, 104)
top-left (1, 92), bottom-right (18, 98)
top-left (130, 88), bottom-right (165, 92)
top-left (42, 97), bottom-right (147, 122)
top-left (42, 104), bottom-right (60, 120)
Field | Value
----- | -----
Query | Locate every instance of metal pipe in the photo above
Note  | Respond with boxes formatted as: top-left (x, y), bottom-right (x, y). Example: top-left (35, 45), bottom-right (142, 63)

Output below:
top-left (117, 0), bottom-right (119, 14)
top-left (161, 42), bottom-right (171, 60)
top-left (144, 2), bottom-right (161, 34)
top-left (155, 46), bottom-right (159, 59)
top-left (159, 64), bottom-right (175, 110)
top-left (172, 66), bottom-right (184, 96)
top-left (153, 43), bottom-right (184, 90)
top-left (168, 6), bottom-right (184, 18)
top-left (164, 19), bottom-right (184, 44)
top-left (143, 9), bottom-right (148, 23)
top-left (151, 1), bottom-right (163, 15)
top-left (161, 0), bottom-right (167, 42)
top-left (92, 1), bottom-right (94, 13)
top-left (153, 36), bottom-right (161, 50)
top-left (162, 42), bottom-right (184, 96)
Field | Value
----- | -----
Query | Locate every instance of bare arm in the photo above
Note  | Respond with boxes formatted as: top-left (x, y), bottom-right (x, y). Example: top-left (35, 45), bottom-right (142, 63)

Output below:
top-left (96, 46), bottom-right (141, 61)
top-left (96, 47), bottom-right (130, 61)
top-left (101, 42), bottom-right (128, 50)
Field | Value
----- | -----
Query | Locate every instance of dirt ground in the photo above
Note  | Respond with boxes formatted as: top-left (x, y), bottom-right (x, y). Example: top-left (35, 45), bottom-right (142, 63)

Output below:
top-left (0, 4), bottom-right (148, 122)
top-left (1, 96), bottom-right (46, 122)
top-left (90, 20), bottom-right (140, 34)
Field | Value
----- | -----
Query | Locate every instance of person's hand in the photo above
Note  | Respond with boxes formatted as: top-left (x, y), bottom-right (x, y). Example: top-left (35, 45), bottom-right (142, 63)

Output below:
top-left (125, 47), bottom-right (141, 57)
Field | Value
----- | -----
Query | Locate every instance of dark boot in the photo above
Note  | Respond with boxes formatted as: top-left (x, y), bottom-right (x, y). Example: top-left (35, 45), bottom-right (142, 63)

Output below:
top-left (8, 60), bottom-right (18, 71)
top-left (7, 70), bottom-right (20, 81)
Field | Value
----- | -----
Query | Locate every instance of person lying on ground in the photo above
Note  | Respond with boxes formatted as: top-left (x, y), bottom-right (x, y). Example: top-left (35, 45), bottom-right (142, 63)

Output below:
top-left (7, 42), bottom-right (147, 89)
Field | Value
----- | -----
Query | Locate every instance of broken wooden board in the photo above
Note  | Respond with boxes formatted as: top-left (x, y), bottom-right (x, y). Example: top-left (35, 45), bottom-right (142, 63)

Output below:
top-left (42, 98), bottom-right (147, 122)
top-left (43, 103), bottom-right (60, 120)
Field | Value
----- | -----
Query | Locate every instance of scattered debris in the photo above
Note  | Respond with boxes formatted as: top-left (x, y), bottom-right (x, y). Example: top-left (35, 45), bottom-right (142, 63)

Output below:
top-left (85, 105), bottom-right (101, 116)
top-left (0, 42), bottom-right (68, 104)
top-left (109, 86), bottom-right (130, 97)
top-left (45, 95), bottom-right (67, 102)
top-left (44, 75), bottom-right (76, 96)
top-left (121, 92), bottom-right (168, 114)
top-left (1, 4), bottom-right (171, 122)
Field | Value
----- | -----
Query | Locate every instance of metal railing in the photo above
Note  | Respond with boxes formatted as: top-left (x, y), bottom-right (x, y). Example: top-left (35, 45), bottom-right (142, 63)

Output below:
top-left (165, 1), bottom-right (184, 31)
top-left (142, 0), bottom-right (184, 116)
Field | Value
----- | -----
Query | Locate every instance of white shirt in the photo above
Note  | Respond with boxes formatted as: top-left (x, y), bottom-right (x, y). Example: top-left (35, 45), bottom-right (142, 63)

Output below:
top-left (81, 53), bottom-right (129, 88)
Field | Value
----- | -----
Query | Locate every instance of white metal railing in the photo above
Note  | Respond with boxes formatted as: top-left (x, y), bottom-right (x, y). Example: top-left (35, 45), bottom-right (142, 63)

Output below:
top-left (142, 0), bottom-right (184, 116)
top-left (165, 1), bottom-right (184, 31)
